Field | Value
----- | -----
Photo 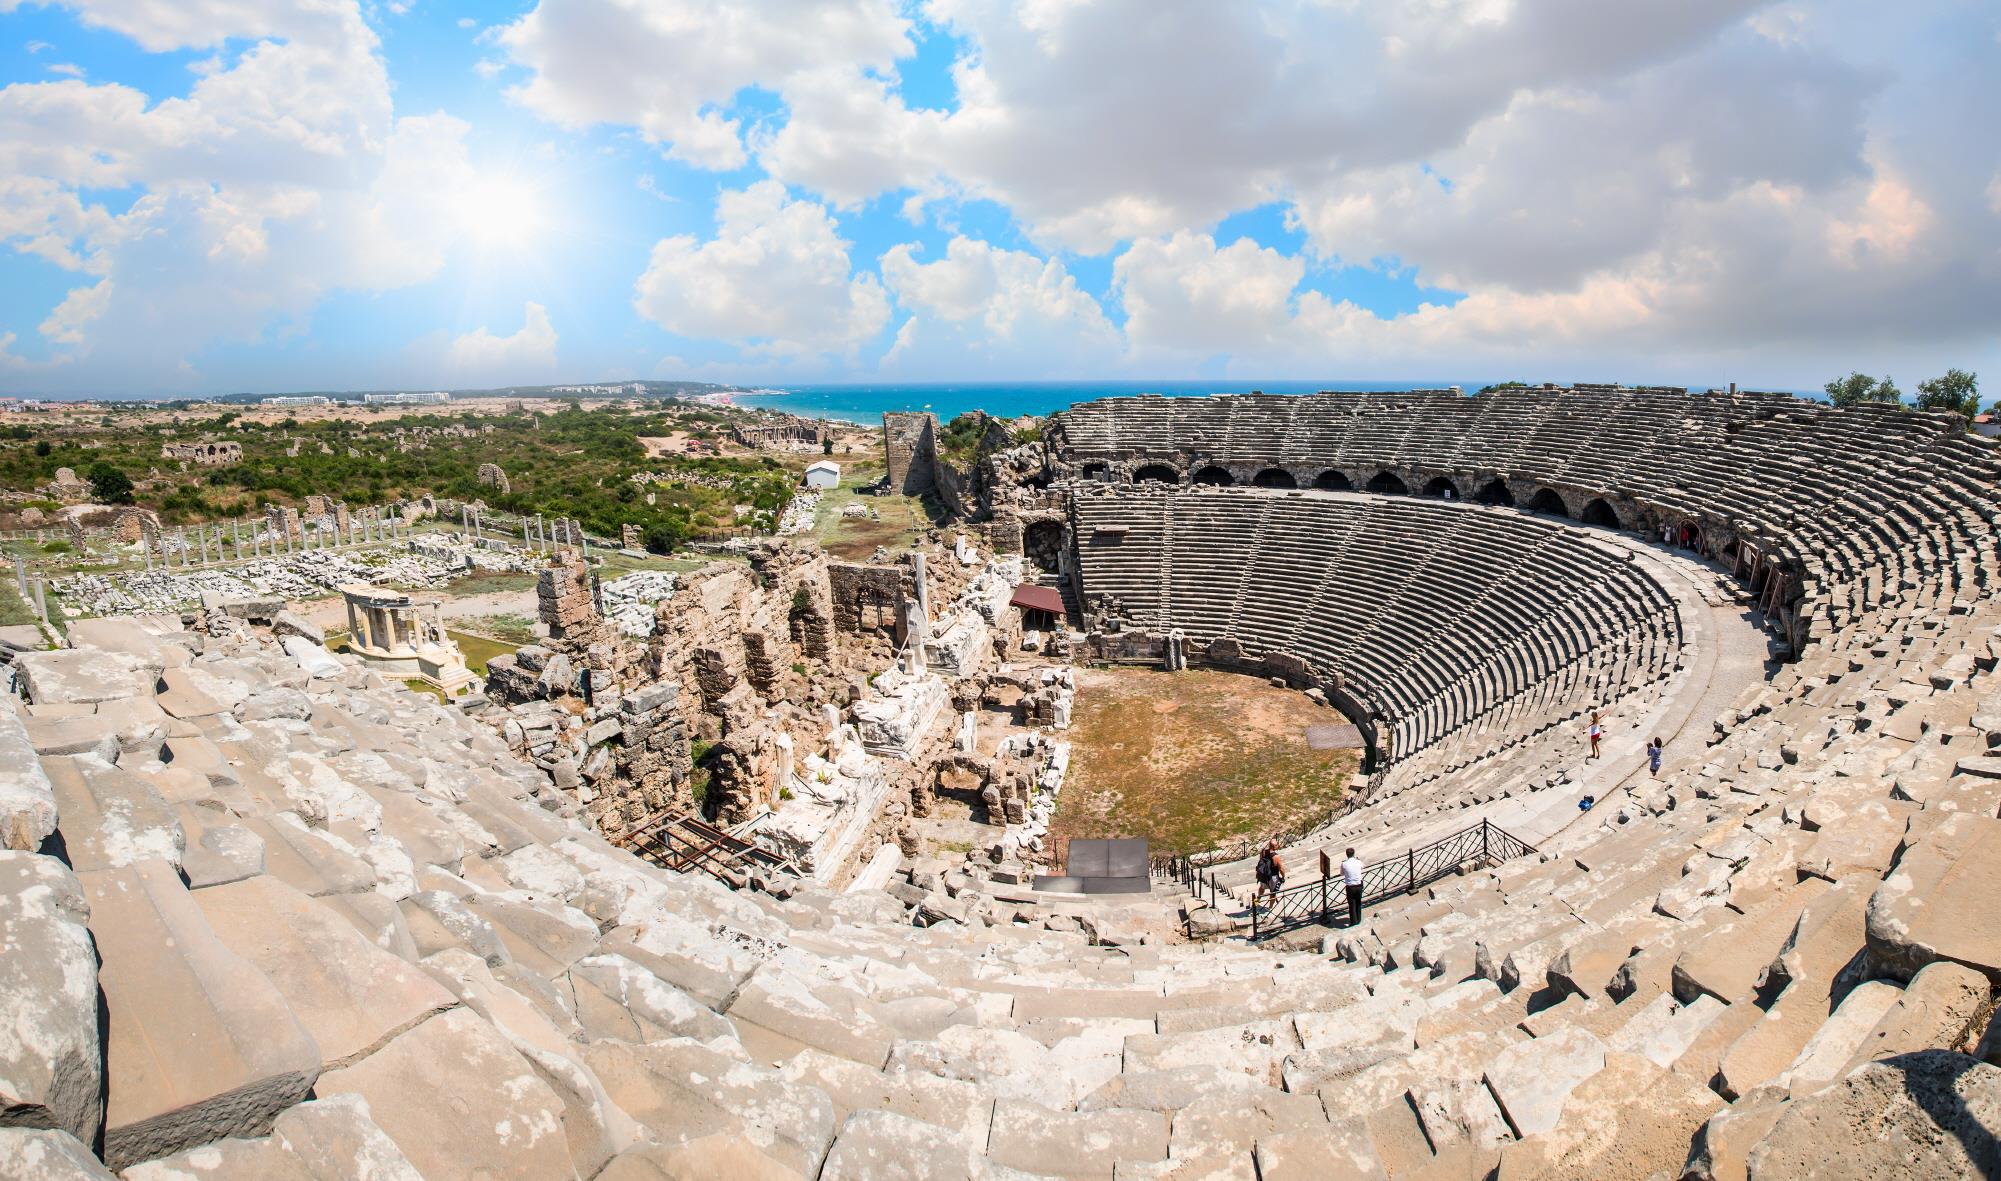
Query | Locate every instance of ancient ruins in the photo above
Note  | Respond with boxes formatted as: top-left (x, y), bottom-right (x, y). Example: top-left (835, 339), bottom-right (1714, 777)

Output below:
top-left (159, 440), bottom-right (242, 466)
top-left (5, 384), bottom-right (2001, 1179)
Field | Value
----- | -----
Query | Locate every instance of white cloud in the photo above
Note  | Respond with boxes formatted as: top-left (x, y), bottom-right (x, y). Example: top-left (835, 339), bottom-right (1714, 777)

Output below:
top-left (879, 236), bottom-right (1120, 375)
top-left (447, 301), bottom-right (558, 375)
top-left (0, 0), bottom-right (494, 389)
top-left (632, 180), bottom-right (889, 358)
top-left (46, 63), bottom-right (85, 78)
top-left (497, 0), bottom-right (911, 170)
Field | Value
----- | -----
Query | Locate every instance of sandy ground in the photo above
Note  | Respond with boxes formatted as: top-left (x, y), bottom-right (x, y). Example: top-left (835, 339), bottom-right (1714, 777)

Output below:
top-left (1054, 666), bottom-right (1362, 856)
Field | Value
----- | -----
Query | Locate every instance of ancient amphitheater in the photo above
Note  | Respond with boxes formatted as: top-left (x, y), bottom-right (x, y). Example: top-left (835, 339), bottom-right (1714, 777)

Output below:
top-left (5, 385), bottom-right (2001, 1180)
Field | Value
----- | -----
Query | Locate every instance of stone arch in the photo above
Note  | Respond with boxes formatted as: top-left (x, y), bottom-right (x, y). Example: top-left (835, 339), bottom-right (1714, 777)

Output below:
top-left (1312, 470), bottom-right (1353, 491)
top-left (1527, 488), bottom-right (1569, 517)
top-left (1133, 463), bottom-right (1180, 485)
top-left (1421, 476), bottom-right (1459, 499)
top-left (1251, 467), bottom-right (1298, 489)
top-left (1581, 498), bottom-right (1620, 528)
top-left (1366, 471), bottom-right (1409, 496)
top-left (1191, 465), bottom-right (1234, 486)
top-left (1022, 520), bottom-right (1068, 575)
top-left (1473, 479), bottom-right (1515, 507)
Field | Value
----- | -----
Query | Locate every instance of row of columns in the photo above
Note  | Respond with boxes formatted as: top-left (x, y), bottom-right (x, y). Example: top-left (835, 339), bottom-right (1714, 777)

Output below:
top-left (141, 509), bottom-right (417, 571)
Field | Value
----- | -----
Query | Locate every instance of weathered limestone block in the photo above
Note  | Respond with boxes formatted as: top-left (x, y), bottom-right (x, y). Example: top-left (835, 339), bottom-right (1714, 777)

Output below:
top-left (0, 851), bottom-right (101, 1148)
top-left (46, 754), bottom-right (187, 873)
top-left (1844, 960), bottom-right (1991, 1070)
top-left (1493, 1051), bottom-right (1722, 1181)
top-left (601, 1135), bottom-right (805, 1181)
top-left (0, 704), bottom-right (56, 851)
top-left (191, 874), bottom-right (454, 1070)
top-left (1772, 980), bottom-right (1903, 1096)
top-left (421, 949), bottom-right (638, 1177)
top-left (987, 1098), bottom-right (1168, 1179)
top-left (1253, 1117), bottom-right (1386, 1181)
top-left (569, 954), bottom-right (735, 1044)
top-left (1672, 878), bottom-right (1830, 1004)
top-left (1604, 993), bottom-right (1728, 1070)
top-left (121, 1094), bottom-right (425, 1181)
top-left (583, 1038), bottom-right (837, 1176)
top-left (0, 1128), bottom-right (118, 1180)
top-left (15, 647), bottom-right (160, 705)
top-left (1746, 1051), bottom-right (2001, 1179)
top-left (777, 1047), bottom-right (992, 1143)
top-left (817, 1109), bottom-right (980, 1181)
top-left (316, 1009), bottom-right (578, 1181)
top-left (81, 859), bottom-right (322, 1170)
top-left (1481, 1026), bottom-right (1607, 1138)
top-left (1867, 812), bottom-right (2001, 983)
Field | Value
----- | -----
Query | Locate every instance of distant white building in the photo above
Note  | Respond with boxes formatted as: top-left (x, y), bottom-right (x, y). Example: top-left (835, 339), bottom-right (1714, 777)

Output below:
top-left (804, 460), bottom-right (841, 490)
top-left (261, 395), bottom-right (331, 407)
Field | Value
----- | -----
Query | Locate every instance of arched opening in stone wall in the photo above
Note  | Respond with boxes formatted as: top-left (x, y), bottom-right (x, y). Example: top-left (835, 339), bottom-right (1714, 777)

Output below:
top-left (1366, 471), bottom-right (1409, 496)
top-left (1192, 466), bottom-right (1234, 486)
top-left (1421, 476), bottom-right (1458, 499)
top-left (1474, 479), bottom-right (1515, 507)
top-left (1133, 463), bottom-right (1180, 485)
top-left (1527, 488), bottom-right (1569, 517)
top-left (1022, 520), bottom-right (1068, 575)
top-left (1312, 470), bottom-right (1353, 491)
top-left (1582, 498), bottom-right (1620, 528)
top-left (1251, 468), bottom-right (1298, 489)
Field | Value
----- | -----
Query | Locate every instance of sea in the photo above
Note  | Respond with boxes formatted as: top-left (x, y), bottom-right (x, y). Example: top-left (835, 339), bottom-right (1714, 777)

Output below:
top-left (730, 379), bottom-right (1499, 427)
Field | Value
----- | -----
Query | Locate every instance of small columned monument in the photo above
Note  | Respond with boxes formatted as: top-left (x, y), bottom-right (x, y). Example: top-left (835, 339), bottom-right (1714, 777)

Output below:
top-left (340, 584), bottom-right (478, 697)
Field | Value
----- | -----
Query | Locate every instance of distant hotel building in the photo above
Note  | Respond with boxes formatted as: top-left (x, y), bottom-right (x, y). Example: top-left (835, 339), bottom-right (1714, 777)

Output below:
top-left (261, 395), bottom-right (331, 407)
top-left (364, 391), bottom-right (452, 406)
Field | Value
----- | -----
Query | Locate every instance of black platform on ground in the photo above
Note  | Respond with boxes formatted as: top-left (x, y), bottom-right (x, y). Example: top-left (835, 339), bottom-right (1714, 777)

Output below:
top-left (1034, 837), bottom-right (1152, 894)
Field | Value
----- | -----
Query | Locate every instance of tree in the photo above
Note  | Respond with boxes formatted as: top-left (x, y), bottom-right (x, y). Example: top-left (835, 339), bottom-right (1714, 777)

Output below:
top-left (1824, 372), bottom-right (1903, 409)
top-left (821, 437), bottom-right (834, 456)
top-left (87, 462), bottom-right (135, 504)
top-left (1914, 369), bottom-right (1979, 420)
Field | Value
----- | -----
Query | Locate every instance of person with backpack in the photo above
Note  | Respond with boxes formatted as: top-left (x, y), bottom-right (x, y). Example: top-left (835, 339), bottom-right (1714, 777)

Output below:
top-left (1255, 841), bottom-right (1285, 909)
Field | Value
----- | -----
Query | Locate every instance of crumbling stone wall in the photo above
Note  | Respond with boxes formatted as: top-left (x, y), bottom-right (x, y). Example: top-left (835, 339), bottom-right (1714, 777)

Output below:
top-left (477, 463), bottom-right (510, 494)
top-left (160, 440), bottom-right (242, 466)
top-left (829, 562), bottom-right (916, 637)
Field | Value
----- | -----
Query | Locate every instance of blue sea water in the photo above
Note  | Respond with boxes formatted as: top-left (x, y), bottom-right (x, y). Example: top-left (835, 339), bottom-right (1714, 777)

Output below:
top-left (732, 379), bottom-right (1499, 427)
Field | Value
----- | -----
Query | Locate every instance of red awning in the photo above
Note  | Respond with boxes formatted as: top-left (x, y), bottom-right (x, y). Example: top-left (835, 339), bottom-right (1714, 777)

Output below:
top-left (1009, 584), bottom-right (1066, 615)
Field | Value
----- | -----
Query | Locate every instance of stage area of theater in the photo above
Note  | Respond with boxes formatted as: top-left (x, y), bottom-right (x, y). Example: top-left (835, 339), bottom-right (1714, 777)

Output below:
top-left (1052, 666), bottom-right (1363, 857)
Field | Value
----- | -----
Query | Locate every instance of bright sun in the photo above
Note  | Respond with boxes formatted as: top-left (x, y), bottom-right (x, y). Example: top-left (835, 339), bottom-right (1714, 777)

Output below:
top-left (458, 174), bottom-right (545, 252)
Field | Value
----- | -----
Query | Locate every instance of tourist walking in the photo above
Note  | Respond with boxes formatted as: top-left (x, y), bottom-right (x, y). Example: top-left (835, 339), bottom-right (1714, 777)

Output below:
top-left (1340, 847), bottom-right (1365, 927)
top-left (1587, 712), bottom-right (1604, 760)
top-left (1647, 736), bottom-right (1665, 777)
top-left (1255, 841), bottom-right (1285, 910)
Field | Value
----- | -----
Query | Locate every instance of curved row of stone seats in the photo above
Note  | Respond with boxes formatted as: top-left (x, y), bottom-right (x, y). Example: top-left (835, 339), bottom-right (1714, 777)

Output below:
top-left (1051, 388), bottom-right (2001, 651)
top-left (1072, 487), bottom-right (1683, 779)
top-left (4, 606), bottom-right (2001, 1178)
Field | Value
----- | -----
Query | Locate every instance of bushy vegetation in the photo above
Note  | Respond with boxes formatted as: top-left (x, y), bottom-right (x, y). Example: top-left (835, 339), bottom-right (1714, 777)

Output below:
top-left (1825, 369), bottom-right (1984, 425)
top-left (0, 403), bottom-right (801, 551)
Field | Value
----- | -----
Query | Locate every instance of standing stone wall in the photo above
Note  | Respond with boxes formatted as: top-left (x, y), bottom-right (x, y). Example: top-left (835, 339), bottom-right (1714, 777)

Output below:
top-left (883, 412), bottom-right (938, 496)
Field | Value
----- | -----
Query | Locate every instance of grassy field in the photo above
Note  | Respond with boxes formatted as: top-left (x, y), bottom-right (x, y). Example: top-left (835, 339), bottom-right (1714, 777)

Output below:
top-left (810, 458), bottom-right (943, 558)
top-left (1052, 667), bottom-right (1363, 857)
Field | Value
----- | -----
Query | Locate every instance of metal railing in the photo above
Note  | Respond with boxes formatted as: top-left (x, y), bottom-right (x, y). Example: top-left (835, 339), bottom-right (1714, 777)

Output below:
top-left (1156, 819), bottom-right (1536, 940)
top-left (613, 808), bottom-right (796, 884)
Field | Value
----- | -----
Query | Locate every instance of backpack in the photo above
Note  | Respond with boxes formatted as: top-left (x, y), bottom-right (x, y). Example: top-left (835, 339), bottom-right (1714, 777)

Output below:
top-left (1257, 850), bottom-right (1278, 886)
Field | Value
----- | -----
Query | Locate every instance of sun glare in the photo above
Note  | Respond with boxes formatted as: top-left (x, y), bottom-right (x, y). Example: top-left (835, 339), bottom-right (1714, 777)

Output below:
top-left (457, 173), bottom-right (546, 252)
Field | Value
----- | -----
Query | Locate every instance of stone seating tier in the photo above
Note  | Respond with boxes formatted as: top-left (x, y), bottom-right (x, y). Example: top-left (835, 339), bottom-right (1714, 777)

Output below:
top-left (4, 586), bottom-right (2001, 1177)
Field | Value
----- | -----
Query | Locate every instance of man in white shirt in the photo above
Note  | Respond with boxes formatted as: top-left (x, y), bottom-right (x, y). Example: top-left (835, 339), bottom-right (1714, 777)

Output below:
top-left (1340, 848), bottom-right (1365, 928)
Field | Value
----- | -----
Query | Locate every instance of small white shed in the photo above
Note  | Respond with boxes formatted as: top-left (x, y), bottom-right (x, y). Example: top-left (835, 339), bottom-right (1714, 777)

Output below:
top-left (804, 460), bottom-right (841, 490)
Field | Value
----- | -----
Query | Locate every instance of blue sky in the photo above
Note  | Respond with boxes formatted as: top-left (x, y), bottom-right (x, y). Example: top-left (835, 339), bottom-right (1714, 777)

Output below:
top-left (0, 0), bottom-right (1994, 397)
